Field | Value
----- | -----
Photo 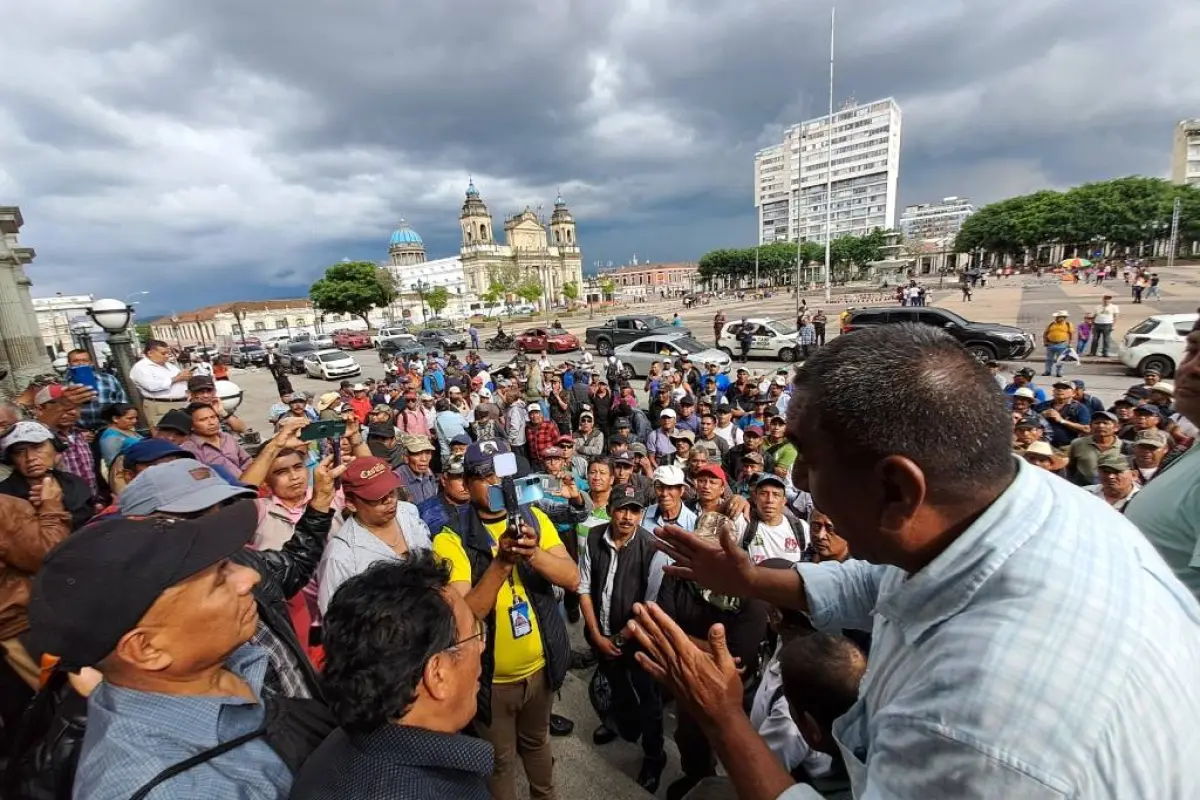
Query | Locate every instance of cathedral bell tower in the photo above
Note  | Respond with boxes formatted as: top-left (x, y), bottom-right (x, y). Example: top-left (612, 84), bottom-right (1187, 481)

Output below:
top-left (460, 179), bottom-right (493, 245)
top-left (549, 193), bottom-right (577, 250)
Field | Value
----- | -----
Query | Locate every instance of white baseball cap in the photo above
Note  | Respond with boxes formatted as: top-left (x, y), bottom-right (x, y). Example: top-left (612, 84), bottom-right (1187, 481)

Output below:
top-left (659, 408), bottom-right (677, 419)
top-left (1013, 387), bottom-right (1036, 400)
top-left (651, 464), bottom-right (687, 487)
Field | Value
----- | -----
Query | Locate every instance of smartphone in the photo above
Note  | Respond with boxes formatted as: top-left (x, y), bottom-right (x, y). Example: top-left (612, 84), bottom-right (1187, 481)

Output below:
top-left (299, 419), bottom-right (346, 442)
top-left (65, 365), bottom-right (98, 390)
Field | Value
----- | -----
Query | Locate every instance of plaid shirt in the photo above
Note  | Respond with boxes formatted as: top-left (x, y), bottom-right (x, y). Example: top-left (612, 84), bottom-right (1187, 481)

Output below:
top-left (58, 429), bottom-right (97, 494)
top-left (76, 372), bottom-right (129, 430)
top-left (527, 420), bottom-right (561, 462)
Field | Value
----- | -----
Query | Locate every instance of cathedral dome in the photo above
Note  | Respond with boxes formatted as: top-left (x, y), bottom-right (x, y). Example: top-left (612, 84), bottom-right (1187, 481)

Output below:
top-left (389, 220), bottom-right (422, 246)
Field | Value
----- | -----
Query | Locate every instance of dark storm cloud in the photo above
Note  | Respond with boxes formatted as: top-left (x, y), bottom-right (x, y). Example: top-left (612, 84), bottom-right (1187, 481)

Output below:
top-left (1, 0), bottom-right (1196, 311)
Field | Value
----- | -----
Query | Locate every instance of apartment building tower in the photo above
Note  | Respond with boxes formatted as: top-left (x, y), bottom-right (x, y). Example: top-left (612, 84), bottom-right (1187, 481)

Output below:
top-left (899, 196), bottom-right (975, 243)
top-left (754, 97), bottom-right (902, 244)
top-left (1171, 119), bottom-right (1200, 187)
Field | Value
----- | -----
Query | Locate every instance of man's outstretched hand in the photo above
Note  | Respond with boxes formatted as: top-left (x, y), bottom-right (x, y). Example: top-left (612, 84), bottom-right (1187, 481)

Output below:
top-left (654, 522), bottom-right (756, 598)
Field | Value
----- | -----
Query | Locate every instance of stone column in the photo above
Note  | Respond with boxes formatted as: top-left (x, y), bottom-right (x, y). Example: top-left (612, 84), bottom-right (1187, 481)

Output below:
top-left (0, 207), bottom-right (54, 398)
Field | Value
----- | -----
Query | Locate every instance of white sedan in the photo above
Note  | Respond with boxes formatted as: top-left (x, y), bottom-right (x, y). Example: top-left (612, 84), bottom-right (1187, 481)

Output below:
top-left (614, 333), bottom-right (731, 378)
top-left (304, 349), bottom-right (362, 381)
top-left (717, 318), bottom-right (803, 362)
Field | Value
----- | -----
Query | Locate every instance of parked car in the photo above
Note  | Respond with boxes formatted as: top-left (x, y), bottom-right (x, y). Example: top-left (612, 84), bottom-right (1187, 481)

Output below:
top-left (304, 349), bottom-right (362, 381)
top-left (586, 315), bottom-right (690, 355)
top-left (1119, 313), bottom-right (1198, 377)
top-left (372, 326), bottom-right (410, 348)
top-left (377, 334), bottom-right (418, 361)
top-left (332, 330), bottom-right (372, 350)
top-left (515, 327), bottom-right (580, 354)
top-left (614, 333), bottom-right (731, 378)
top-left (280, 340), bottom-right (318, 374)
top-left (308, 334), bottom-right (335, 350)
top-left (416, 328), bottom-right (468, 351)
top-left (716, 318), bottom-right (803, 362)
top-left (841, 306), bottom-right (1036, 361)
top-left (221, 344), bottom-right (268, 368)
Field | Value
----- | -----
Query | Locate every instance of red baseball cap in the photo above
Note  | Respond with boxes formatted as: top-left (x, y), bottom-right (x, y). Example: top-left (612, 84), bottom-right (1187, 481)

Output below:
top-left (694, 464), bottom-right (727, 483)
top-left (341, 457), bottom-right (402, 501)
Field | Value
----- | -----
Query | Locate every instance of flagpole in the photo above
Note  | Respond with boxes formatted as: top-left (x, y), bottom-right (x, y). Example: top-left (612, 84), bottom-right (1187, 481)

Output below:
top-left (823, 7), bottom-right (835, 304)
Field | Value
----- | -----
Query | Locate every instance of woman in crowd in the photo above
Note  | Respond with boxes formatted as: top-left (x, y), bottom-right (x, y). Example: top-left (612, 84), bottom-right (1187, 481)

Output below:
top-left (97, 403), bottom-right (142, 470)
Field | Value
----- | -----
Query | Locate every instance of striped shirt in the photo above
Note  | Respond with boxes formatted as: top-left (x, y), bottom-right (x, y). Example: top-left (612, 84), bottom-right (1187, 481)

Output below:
top-left (778, 458), bottom-right (1200, 799)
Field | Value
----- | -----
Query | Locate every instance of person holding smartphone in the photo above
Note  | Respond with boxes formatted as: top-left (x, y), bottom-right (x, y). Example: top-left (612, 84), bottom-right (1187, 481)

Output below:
top-left (65, 349), bottom-right (128, 432)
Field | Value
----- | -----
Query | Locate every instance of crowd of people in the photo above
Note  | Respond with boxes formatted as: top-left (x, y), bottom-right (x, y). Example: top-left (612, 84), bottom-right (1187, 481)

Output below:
top-left (0, 313), bottom-right (1197, 800)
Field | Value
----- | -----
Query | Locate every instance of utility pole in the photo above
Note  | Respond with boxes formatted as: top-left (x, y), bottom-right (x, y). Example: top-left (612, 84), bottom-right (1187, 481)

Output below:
top-left (822, 7), bottom-right (835, 305)
top-left (754, 246), bottom-right (760, 293)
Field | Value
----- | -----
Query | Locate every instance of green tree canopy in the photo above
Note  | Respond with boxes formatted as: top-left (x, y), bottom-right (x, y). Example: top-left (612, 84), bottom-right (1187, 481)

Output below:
top-left (561, 281), bottom-right (579, 302)
top-left (309, 261), bottom-right (394, 328)
top-left (954, 177), bottom-right (1200, 261)
top-left (516, 279), bottom-right (543, 306)
top-left (698, 233), bottom-right (887, 287)
top-left (424, 285), bottom-right (450, 316)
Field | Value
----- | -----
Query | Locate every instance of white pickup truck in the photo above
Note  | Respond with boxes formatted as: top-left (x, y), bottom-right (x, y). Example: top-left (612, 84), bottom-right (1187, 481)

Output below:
top-left (371, 326), bottom-right (410, 348)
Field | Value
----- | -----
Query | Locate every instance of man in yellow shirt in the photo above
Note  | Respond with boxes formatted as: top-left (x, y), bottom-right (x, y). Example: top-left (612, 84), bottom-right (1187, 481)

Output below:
top-left (433, 439), bottom-right (579, 800)
top-left (1042, 310), bottom-right (1074, 378)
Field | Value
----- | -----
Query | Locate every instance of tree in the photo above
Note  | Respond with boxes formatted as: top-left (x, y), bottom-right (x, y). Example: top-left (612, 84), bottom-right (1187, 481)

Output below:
top-left (562, 281), bottom-right (580, 302)
top-left (481, 279), bottom-right (506, 307)
top-left (309, 261), bottom-right (393, 329)
top-left (425, 286), bottom-right (450, 317)
top-left (516, 279), bottom-right (543, 307)
top-left (599, 278), bottom-right (616, 301)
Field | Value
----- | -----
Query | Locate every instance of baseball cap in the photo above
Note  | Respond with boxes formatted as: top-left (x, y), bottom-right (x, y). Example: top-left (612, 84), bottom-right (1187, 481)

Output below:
top-left (367, 422), bottom-right (396, 439)
top-left (0, 421), bottom-right (57, 459)
top-left (1051, 380), bottom-right (1073, 389)
top-left (371, 403), bottom-right (393, 414)
top-left (613, 452), bottom-right (635, 466)
top-left (742, 450), bottom-right (765, 465)
top-left (1132, 405), bottom-right (1163, 418)
top-left (695, 464), bottom-right (728, 483)
top-left (1052, 310), bottom-right (1069, 318)
top-left (659, 408), bottom-right (677, 419)
top-left (556, 434), bottom-right (574, 446)
top-left (157, 409), bottom-right (193, 435)
top-left (32, 385), bottom-right (66, 406)
top-left (464, 438), bottom-right (512, 476)
top-left (478, 387), bottom-right (493, 399)
top-left (1024, 441), bottom-right (1055, 458)
top-left (1013, 387), bottom-right (1036, 400)
top-left (448, 385), bottom-right (462, 394)
top-left (118, 459), bottom-right (255, 515)
top-left (316, 392), bottom-right (342, 412)
top-left (341, 456), bottom-right (403, 500)
top-left (541, 447), bottom-right (566, 460)
top-left (1072, 379), bottom-right (1087, 389)
top-left (1017, 367), bottom-right (1036, 379)
top-left (679, 395), bottom-right (696, 406)
top-left (668, 429), bottom-right (696, 444)
top-left (753, 472), bottom-right (785, 489)
top-left (27, 501), bottom-right (257, 670)
top-left (1014, 417), bottom-right (1041, 430)
top-left (1096, 450), bottom-right (1132, 472)
top-left (451, 433), bottom-right (472, 446)
top-left (1091, 411), bottom-right (1119, 423)
top-left (403, 434), bottom-right (436, 453)
top-left (187, 375), bottom-right (216, 392)
top-left (628, 442), bottom-right (648, 458)
top-left (671, 388), bottom-right (687, 400)
top-left (768, 414), bottom-right (786, 424)
top-left (443, 455), bottom-right (466, 476)
top-left (607, 483), bottom-right (645, 513)
top-left (652, 464), bottom-right (687, 487)
top-left (528, 405), bottom-right (544, 416)
top-left (1134, 430), bottom-right (1169, 448)
top-left (609, 434), bottom-right (629, 447)
top-left (122, 439), bottom-right (196, 469)
top-left (744, 424), bottom-right (764, 436)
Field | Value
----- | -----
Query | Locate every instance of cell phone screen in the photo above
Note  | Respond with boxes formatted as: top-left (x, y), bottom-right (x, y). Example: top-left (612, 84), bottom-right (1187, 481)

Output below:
top-left (299, 419), bottom-right (347, 441)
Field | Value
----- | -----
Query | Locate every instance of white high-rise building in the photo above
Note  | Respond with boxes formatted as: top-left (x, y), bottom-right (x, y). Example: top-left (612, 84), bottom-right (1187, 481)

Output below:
top-left (754, 97), bottom-right (902, 244)
top-left (1171, 119), bottom-right (1200, 187)
top-left (899, 196), bottom-right (975, 243)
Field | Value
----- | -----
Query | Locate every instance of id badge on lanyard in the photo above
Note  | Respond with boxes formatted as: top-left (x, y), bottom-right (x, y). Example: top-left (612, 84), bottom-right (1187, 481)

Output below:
top-left (509, 588), bottom-right (533, 639)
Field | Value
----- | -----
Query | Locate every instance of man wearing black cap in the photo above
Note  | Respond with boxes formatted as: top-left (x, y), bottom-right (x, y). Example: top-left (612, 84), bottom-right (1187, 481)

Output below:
top-left (28, 502), bottom-right (330, 799)
top-left (579, 484), bottom-right (669, 792)
top-left (431, 439), bottom-right (579, 800)
top-left (1066, 411), bottom-right (1132, 486)
top-left (1120, 403), bottom-right (1166, 443)
top-left (366, 421), bottom-right (404, 468)
top-left (1034, 381), bottom-right (1092, 447)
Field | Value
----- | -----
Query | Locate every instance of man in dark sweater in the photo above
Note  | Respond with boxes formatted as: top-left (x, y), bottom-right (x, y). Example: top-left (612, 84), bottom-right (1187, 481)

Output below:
top-left (578, 484), bottom-right (670, 793)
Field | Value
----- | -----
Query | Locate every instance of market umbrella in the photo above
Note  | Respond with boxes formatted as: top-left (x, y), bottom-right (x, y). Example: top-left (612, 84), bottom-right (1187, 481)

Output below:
top-left (1061, 258), bottom-right (1092, 269)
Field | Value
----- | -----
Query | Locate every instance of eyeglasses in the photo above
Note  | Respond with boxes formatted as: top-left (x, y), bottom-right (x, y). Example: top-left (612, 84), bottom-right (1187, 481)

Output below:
top-left (451, 617), bottom-right (487, 649)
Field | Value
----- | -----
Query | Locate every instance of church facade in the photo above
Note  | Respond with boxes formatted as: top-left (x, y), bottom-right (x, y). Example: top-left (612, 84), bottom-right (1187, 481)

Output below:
top-left (458, 181), bottom-right (583, 307)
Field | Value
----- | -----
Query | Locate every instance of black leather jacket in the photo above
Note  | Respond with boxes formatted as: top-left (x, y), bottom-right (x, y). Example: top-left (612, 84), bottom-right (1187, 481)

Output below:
top-left (232, 504), bottom-right (334, 699)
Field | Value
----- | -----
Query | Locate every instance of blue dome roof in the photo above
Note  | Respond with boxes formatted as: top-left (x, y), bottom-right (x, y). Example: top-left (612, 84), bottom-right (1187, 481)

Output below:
top-left (466, 179), bottom-right (480, 197)
top-left (389, 220), bottom-right (422, 246)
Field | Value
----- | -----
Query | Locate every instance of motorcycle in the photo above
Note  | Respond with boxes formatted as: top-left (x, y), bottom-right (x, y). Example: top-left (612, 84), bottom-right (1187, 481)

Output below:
top-left (485, 332), bottom-right (515, 351)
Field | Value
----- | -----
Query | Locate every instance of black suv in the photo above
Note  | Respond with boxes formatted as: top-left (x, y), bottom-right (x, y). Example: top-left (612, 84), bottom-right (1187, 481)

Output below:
top-left (842, 306), bottom-right (1035, 360)
top-left (279, 340), bottom-right (318, 374)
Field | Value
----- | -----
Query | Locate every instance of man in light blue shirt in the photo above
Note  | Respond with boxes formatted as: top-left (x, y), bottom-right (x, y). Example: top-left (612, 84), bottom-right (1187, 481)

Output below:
top-left (633, 324), bottom-right (1200, 800)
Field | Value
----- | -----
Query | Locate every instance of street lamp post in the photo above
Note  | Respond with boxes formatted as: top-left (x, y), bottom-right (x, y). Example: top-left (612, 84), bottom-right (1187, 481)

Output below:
top-left (88, 298), bottom-right (146, 426)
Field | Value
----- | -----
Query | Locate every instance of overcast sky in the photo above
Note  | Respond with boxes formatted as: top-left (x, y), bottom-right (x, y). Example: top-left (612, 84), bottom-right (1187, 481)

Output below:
top-left (3, 0), bottom-right (1197, 316)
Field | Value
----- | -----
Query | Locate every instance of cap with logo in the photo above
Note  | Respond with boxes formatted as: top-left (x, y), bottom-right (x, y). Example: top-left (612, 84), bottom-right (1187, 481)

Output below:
top-left (118, 459), bottom-right (255, 516)
top-left (742, 450), bottom-right (765, 465)
top-left (464, 438), bottom-right (512, 476)
top-left (341, 456), bottom-right (403, 500)
top-left (32, 385), bottom-right (66, 407)
top-left (607, 484), bottom-right (645, 513)
top-left (28, 501), bottom-right (257, 670)
top-left (651, 464), bottom-right (687, 487)
top-left (0, 421), bottom-right (58, 459)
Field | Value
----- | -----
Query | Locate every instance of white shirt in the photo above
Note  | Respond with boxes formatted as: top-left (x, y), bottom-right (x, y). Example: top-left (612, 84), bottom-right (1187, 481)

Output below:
top-left (316, 502), bottom-right (431, 615)
top-left (746, 652), bottom-right (832, 780)
top-left (714, 422), bottom-right (743, 448)
top-left (744, 517), bottom-right (808, 564)
top-left (1084, 482), bottom-right (1140, 512)
top-left (129, 356), bottom-right (186, 399)
top-left (780, 459), bottom-right (1200, 799)
top-left (1092, 303), bottom-right (1119, 325)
